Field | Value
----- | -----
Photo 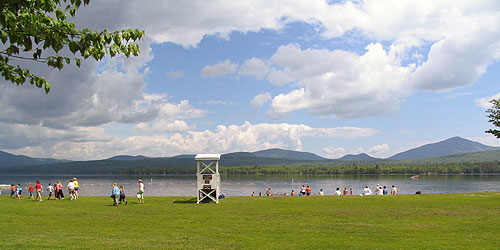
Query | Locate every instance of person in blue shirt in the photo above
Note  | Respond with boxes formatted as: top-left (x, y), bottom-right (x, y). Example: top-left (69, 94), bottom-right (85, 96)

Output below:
top-left (16, 184), bottom-right (22, 199)
top-left (111, 183), bottom-right (120, 206)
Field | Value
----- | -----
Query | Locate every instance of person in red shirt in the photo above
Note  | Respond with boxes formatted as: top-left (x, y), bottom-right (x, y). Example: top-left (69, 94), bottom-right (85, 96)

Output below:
top-left (35, 180), bottom-right (43, 201)
top-left (306, 185), bottom-right (311, 196)
top-left (28, 183), bottom-right (34, 199)
top-left (10, 184), bottom-right (15, 198)
top-left (56, 180), bottom-right (64, 200)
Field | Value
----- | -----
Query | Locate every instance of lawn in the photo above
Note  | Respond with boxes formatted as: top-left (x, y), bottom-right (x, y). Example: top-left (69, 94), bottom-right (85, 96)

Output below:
top-left (1, 193), bottom-right (499, 249)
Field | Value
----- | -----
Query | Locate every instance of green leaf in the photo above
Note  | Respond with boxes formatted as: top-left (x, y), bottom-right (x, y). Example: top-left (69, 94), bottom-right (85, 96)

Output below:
top-left (6, 45), bottom-right (19, 55)
top-left (69, 41), bottom-right (79, 54)
top-left (23, 36), bottom-right (32, 51)
top-left (44, 81), bottom-right (52, 94)
top-left (75, 58), bottom-right (81, 67)
top-left (0, 30), bottom-right (8, 44)
top-left (55, 9), bottom-right (66, 20)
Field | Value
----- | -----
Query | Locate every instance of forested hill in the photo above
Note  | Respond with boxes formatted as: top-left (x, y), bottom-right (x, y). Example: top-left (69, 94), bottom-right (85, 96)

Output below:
top-left (338, 153), bottom-right (380, 161)
top-left (388, 136), bottom-right (496, 160)
top-left (0, 152), bottom-right (330, 174)
top-left (2, 136), bottom-right (500, 175)
top-left (0, 150), bottom-right (67, 167)
top-left (252, 148), bottom-right (327, 161)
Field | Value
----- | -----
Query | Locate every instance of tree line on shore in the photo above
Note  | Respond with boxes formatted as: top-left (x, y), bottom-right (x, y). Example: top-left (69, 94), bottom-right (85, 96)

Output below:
top-left (122, 161), bottom-right (500, 175)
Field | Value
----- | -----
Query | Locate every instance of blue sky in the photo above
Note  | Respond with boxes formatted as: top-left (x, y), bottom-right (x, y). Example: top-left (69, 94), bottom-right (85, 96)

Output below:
top-left (1, 0), bottom-right (500, 160)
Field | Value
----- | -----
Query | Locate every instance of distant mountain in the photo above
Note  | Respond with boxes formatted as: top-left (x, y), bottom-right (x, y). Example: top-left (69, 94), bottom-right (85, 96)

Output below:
top-left (410, 148), bottom-right (500, 164)
top-left (388, 136), bottom-right (497, 161)
top-left (106, 155), bottom-right (148, 161)
top-left (0, 150), bottom-right (67, 167)
top-left (253, 148), bottom-right (327, 161)
top-left (338, 153), bottom-right (380, 161)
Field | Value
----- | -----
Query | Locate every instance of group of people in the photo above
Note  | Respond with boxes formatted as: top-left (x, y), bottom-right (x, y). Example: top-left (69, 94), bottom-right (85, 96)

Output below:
top-left (110, 179), bottom-right (145, 206)
top-left (7, 178), bottom-right (147, 206)
top-left (9, 178), bottom-right (80, 201)
top-left (252, 184), bottom-right (400, 197)
top-left (361, 184), bottom-right (399, 196)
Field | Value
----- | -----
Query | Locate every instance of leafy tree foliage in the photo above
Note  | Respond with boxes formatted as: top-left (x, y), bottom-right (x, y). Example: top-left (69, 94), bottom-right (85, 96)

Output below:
top-left (0, 0), bottom-right (144, 93)
top-left (485, 99), bottom-right (500, 138)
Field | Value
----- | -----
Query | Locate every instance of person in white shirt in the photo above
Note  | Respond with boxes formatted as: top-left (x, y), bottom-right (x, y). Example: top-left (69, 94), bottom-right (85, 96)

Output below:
top-left (391, 185), bottom-right (399, 195)
top-left (300, 185), bottom-right (306, 196)
top-left (138, 179), bottom-right (145, 204)
top-left (376, 185), bottom-right (383, 195)
top-left (67, 180), bottom-right (76, 200)
top-left (319, 189), bottom-right (324, 196)
top-left (334, 187), bottom-right (342, 196)
top-left (46, 183), bottom-right (54, 200)
top-left (362, 186), bottom-right (372, 196)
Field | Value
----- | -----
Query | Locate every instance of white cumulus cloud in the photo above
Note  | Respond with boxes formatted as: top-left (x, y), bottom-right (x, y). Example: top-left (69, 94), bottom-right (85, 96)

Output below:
top-left (263, 43), bottom-right (412, 118)
top-left (322, 146), bottom-right (345, 159)
top-left (353, 144), bottom-right (390, 157)
top-left (239, 57), bottom-right (270, 80)
top-left (250, 92), bottom-right (272, 107)
top-left (475, 93), bottom-right (500, 109)
top-left (201, 59), bottom-right (238, 78)
top-left (6, 121), bottom-right (377, 160)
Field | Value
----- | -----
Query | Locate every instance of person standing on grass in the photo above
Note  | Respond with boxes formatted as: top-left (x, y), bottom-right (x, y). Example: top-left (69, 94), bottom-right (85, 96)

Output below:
top-left (391, 185), bottom-right (399, 195)
top-left (67, 179), bottom-right (76, 200)
top-left (266, 188), bottom-right (271, 196)
top-left (35, 180), bottom-right (43, 201)
top-left (10, 184), bottom-right (15, 198)
top-left (119, 186), bottom-right (127, 205)
top-left (334, 188), bottom-right (342, 196)
top-left (343, 187), bottom-right (348, 195)
top-left (306, 185), bottom-right (311, 196)
top-left (138, 179), bottom-right (145, 204)
top-left (47, 183), bottom-right (54, 200)
top-left (300, 185), bottom-right (306, 196)
top-left (73, 178), bottom-right (79, 199)
top-left (363, 186), bottom-right (372, 196)
top-left (56, 180), bottom-right (64, 200)
top-left (16, 184), bottom-right (22, 199)
top-left (28, 183), bottom-right (34, 199)
top-left (54, 183), bottom-right (59, 199)
top-left (350, 187), bottom-right (353, 196)
top-left (291, 190), bottom-right (295, 196)
top-left (376, 185), bottom-right (383, 195)
top-left (319, 189), bottom-right (324, 196)
top-left (383, 186), bottom-right (388, 195)
top-left (111, 183), bottom-right (120, 206)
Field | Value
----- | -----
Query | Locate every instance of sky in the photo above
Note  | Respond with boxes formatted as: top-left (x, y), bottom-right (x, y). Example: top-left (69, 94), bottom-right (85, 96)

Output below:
top-left (2, 0), bottom-right (500, 160)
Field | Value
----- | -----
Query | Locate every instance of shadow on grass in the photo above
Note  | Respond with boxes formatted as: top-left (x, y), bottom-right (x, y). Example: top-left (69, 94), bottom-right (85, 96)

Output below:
top-left (172, 198), bottom-right (197, 204)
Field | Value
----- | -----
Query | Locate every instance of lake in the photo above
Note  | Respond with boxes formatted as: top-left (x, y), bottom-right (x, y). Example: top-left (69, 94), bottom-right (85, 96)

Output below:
top-left (1, 174), bottom-right (499, 197)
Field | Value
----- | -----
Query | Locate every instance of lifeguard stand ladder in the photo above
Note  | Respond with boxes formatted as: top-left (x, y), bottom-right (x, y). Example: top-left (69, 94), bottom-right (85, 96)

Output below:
top-left (195, 154), bottom-right (221, 204)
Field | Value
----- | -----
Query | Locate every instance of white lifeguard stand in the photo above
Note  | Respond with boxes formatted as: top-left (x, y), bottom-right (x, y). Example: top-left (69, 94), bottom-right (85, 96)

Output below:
top-left (195, 154), bottom-right (221, 204)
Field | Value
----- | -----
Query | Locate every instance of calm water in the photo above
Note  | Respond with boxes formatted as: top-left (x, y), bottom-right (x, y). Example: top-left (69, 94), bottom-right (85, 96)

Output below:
top-left (1, 174), bottom-right (499, 197)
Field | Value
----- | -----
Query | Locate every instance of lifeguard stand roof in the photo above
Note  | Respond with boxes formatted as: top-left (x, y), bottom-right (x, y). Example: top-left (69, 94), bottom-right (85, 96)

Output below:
top-left (195, 154), bottom-right (221, 161)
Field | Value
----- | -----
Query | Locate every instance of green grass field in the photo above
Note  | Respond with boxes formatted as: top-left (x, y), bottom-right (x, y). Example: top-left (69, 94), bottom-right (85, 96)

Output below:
top-left (1, 193), bottom-right (499, 249)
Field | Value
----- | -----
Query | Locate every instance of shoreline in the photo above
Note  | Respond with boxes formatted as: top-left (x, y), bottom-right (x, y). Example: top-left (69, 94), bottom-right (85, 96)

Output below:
top-left (2, 172), bottom-right (500, 177)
